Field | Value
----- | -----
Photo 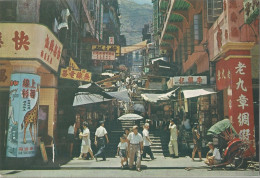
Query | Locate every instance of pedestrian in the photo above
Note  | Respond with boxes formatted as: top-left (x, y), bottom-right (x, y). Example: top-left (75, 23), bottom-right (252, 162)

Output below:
top-left (204, 142), bottom-right (221, 166)
top-left (67, 121), bottom-right (75, 158)
top-left (192, 123), bottom-right (202, 161)
top-left (168, 119), bottom-right (178, 158)
top-left (94, 121), bottom-right (109, 161)
top-left (74, 114), bottom-right (82, 157)
top-left (116, 136), bottom-right (129, 168)
top-left (142, 123), bottom-right (155, 160)
top-left (78, 122), bottom-right (94, 160)
top-left (127, 125), bottom-right (143, 172)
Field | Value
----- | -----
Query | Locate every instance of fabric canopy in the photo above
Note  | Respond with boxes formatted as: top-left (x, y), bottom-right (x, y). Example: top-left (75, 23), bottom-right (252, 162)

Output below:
top-left (207, 119), bottom-right (238, 136)
top-left (106, 90), bottom-right (130, 102)
top-left (73, 92), bottom-right (111, 106)
top-left (141, 88), bottom-right (177, 103)
top-left (118, 113), bottom-right (143, 121)
top-left (182, 88), bottom-right (216, 99)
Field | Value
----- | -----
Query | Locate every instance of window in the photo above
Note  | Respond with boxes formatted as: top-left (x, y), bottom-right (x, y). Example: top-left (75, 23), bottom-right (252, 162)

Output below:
top-left (194, 13), bottom-right (203, 44)
top-left (207, 0), bottom-right (223, 23)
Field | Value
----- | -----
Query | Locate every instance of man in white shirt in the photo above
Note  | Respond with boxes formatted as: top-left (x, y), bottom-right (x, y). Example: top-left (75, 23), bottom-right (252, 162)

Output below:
top-left (142, 123), bottom-right (155, 160)
top-left (168, 119), bottom-right (178, 158)
top-left (127, 125), bottom-right (143, 172)
top-left (204, 142), bottom-right (222, 165)
top-left (94, 121), bottom-right (109, 161)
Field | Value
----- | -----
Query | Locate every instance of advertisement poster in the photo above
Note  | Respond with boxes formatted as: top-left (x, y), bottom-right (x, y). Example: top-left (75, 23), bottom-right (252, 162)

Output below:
top-left (6, 73), bottom-right (40, 158)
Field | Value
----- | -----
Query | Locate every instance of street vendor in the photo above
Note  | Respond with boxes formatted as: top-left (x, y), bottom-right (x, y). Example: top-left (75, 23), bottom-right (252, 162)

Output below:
top-left (204, 142), bottom-right (222, 166)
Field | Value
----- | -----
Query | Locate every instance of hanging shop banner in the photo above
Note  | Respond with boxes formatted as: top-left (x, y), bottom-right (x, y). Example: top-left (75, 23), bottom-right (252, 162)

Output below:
top-left (92, 45), bottom-right (121, 56)
top-left (60, 67), bottom-right (91, 82)
top-left (0, 23), bottom-right (63, 72)
top-left (216, 58), bottom-right (255, 156)
top-left (6, 73), bottom-right (41, 158)
top-left (168, 76), bottom-right (207, 86)
top-left (69, 58), bottom-right (79, 70)
top-left (92, 51), bottom-right (116, 60)
top-left (109, 37), bottom-right (114, 45)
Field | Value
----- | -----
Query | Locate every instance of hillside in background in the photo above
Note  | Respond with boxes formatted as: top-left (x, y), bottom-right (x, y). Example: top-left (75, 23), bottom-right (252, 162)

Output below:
top-left (119, 0), bottom-right (153, 45)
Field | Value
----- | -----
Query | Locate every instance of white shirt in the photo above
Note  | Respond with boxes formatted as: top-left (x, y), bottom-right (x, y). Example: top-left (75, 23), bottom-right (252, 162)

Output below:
top-left (127, 132), bottom-right (143, 144)
top-left (142, 129), bottom-right (151, 146)
top-left (82, 128), bottom-right (90, 146)
top-left (118, 142), bottom-right (128, 150)
top-left (213, 148), bottom-right (221, 160)
top-left (95, 126), bottom-right (107, 137)
top-left (68, 125), bottom-right (74, 134)
top-left (169, 124), bottom-right (178, 140)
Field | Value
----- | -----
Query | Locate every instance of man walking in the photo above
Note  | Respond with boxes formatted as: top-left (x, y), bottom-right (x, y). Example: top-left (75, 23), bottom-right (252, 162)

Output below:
top-left (168, 119), bottom-right (178, 158)
top-left (127, 125), bottom-right (143, 172)
top-left (142, 123), bottom-right (155, 160)
top-left (94, 121), bottom-right (109, 161)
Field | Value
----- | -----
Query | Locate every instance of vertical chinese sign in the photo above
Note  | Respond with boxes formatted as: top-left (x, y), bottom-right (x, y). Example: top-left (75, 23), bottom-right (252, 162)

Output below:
top-left (216, 58), bottom-right (255, 156)
top-left (6, 73), bottom-right (40, 158)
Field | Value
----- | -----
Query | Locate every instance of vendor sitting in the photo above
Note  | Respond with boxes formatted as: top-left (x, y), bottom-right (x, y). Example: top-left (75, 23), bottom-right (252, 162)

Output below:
top-left (204, 142), bottom-right (222, 166)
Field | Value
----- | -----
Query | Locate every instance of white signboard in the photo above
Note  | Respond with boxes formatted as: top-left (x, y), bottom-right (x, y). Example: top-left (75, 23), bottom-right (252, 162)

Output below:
top-left (92, 51), bottom-right (116, 60)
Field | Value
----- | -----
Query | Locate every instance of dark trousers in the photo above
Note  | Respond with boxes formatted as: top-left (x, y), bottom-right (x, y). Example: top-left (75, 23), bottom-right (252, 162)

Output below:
top-left (142, 146), bottom-right (154, 159)
top-left (94, 137), bottom-right (106, 160)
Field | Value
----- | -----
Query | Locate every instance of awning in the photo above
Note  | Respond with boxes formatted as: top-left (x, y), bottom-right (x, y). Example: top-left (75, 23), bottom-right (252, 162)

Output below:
top-left (73, 92), bottom-right (111, 106)
top-left (141, 88), bottom-right (177, 103)
top-left (106, 90), bottom-right (130, 102)
top-left (151, 57), bottom-right (168, 64)
top-left (182, 88), bottom-right (216, 99)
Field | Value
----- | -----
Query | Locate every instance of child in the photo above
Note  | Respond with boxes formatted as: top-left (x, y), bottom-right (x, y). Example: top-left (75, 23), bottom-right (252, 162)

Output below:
top-left (78, 121), bottom-right (94, 160)
top-left (117, 136), bottom-right (128, 168)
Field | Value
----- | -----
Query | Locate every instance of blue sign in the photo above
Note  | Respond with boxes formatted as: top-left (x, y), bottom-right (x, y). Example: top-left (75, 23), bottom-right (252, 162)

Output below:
top-left (6, 73), bottom-right (41, 158)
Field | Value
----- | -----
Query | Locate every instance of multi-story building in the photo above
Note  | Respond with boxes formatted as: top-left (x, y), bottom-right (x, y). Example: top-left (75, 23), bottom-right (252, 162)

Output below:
top-left (153, 0), bottom-right (259, 158)
top-left (0, 0), bottom-right (121, 166)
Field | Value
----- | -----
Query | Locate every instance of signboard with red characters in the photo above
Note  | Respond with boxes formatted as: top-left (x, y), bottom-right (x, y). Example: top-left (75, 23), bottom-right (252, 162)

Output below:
top-left (169, 76), bottom-right (207, 86)
top-left (6, 73), bottom-right (40, 158)
top-left (0, 23), bottom-right (63, 72)
top-left (92, 51), bottom-right (116, 60)
top-left (60, 67), bottom-right (92, 82)
top-left (216, 58), bottom-right (255, 156)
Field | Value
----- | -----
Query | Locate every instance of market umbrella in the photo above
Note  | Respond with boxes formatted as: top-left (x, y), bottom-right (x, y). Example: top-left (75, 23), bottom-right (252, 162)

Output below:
top-left (117, 113), bottom-right (143, 121)
top-left (207, 119), bottom-right (238, 136)
top-left (133, 104), bottom-right (145, 113)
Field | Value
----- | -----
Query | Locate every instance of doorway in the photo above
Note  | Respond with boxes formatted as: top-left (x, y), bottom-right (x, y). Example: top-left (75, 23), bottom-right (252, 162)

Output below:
top-left (0, 91), bottom-right (9, 169)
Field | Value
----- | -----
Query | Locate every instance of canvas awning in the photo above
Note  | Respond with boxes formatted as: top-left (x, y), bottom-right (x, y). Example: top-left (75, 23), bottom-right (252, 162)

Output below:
top-left (73, 92), bottom-right (111, 106)
top-left (106, 90), bottom-right (130, 102)
top-left (182, 88), bottom-right (216, 99)
top-left (141, 88), bottom-right (177, 103)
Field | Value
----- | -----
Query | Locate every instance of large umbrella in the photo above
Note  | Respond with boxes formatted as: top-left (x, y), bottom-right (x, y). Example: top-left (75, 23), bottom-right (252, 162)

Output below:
top-left (118, 113), bottom-right (143, 121)
top-left (133, 104), bottom-right (145, 113)
top-left (207, 119), bottom-right (238, 136)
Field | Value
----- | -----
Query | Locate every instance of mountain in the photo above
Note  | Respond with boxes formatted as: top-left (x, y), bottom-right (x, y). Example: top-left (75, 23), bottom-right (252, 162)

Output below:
top-left (119, 0), bottom-right (153, 45)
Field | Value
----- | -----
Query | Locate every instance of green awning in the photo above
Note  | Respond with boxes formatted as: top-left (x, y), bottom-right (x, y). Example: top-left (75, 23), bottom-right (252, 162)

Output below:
top-left (207, 119), bottom-right (238, 136)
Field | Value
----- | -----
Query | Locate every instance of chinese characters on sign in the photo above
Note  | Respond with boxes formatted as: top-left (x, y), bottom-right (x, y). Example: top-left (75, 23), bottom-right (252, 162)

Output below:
top-left (91, 45), bottom-right (121, 56)
top-left (0, 23), bottom-right (63, 72)
top-left (169, 76), bottom-right (207, 85)
top-left (6, 73), bottom-right (40, 158)
top-left (92, 51), bottom-right (116, 60)
top-left (216, 58), bottom-right (255, 156)
top-left (60, 67), bottom-right (92, 82)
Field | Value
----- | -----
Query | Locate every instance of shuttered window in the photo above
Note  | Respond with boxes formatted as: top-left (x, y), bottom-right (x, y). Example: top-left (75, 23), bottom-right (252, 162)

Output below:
top-left (207, 0), bottom-right (223, 23)
top-left (194, 13), bottom-right (203, 44)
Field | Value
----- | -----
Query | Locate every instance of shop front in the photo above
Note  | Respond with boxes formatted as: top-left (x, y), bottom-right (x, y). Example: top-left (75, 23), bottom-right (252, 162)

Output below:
top-left (0, 23), bottom-right (63, 166)
top-left (215, 42), bottom-right (256, 157)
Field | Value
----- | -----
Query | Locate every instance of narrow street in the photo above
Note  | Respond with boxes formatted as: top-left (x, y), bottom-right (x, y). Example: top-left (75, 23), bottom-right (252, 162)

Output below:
top-left (0, 0), bottom-right (259, 177)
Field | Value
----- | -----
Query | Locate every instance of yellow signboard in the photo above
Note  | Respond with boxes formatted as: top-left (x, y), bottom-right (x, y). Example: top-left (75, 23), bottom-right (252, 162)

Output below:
top-left (0, 23), bottom-right (63, 72)
top-left (60, 67), bottom-right (91, 82)
top-left (69, 58), bottom-right (79, 70)
top-left (92, 45), bottom-right (121, 56)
